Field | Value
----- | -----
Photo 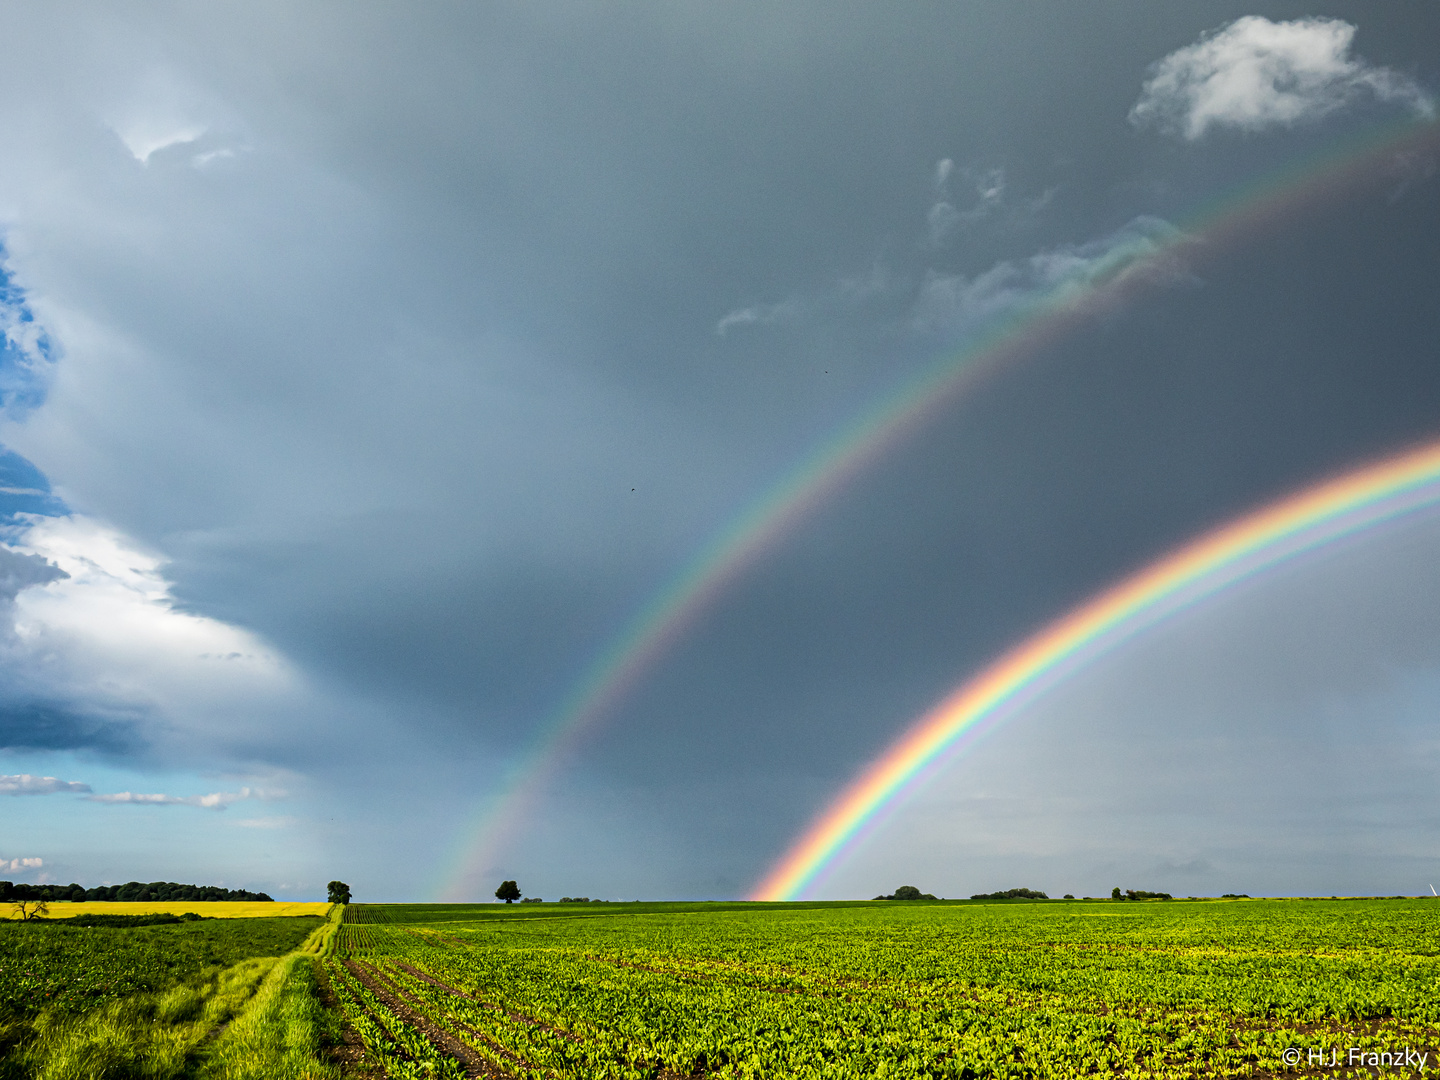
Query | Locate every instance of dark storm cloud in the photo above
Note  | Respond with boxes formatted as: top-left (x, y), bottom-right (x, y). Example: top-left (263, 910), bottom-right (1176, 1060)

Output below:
top-left (0, 1), bottom-right (1436, 899)
top-left (575, 172), bottom-right (1440, 778)
top-left (0, 553), bottom-right (119, 754)
top-left (0, 702), bottom-right (136, 753)
top-left (0, 547), bottom-right (67, 601)
top-left (825, 513), bottom-right (1440, 900)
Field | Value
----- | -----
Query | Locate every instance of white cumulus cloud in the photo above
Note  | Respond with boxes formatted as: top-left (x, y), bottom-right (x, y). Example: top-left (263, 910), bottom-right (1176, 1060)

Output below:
top-left (0, 513), bottom-right (311, 756)
top-left (714, 298), bottom-right (802, 335)
top-left (1, 856), bottom-right (43, 872)
top-left (86, 785), bottom-right (280, 809)
top-left (912, 216), bottom-right (1190, 335)
top-left (0, 773), bottom-right (91, 795)
top-left (114, 120), bottom-right (207, 164)
top-left (1130, 16), bottom-right (1434, 140)
top-left (103, 66), bottom-right (226, 164)
top-left (927, 165), bottom-right (1006, 245)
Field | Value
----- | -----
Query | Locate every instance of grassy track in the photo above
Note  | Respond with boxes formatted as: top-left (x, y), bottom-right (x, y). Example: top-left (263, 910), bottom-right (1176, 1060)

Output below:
top-left (331, 898), bottom-right (1440, 1078)
top-left (0, 912), bottom-right (337, 1079)
top-left (198, 908), bottom-right (344, 1080)
top-left (0, 916), bottom-right (326, 1020)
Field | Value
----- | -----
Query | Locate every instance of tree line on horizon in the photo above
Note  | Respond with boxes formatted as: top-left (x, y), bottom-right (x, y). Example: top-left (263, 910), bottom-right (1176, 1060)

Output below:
top-left (492, 882), bottom-right (625, 905)
top-left (0, 880), bottom-right (274, 903)
top-left (873, 885), bottom-right (939, 901)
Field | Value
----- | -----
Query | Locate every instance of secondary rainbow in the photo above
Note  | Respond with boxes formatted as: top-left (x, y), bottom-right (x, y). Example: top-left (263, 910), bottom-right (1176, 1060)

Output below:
top-left (752, 438), bottom-right (1440, 901)
top-left (438, 112), bottom-right (1438, 902)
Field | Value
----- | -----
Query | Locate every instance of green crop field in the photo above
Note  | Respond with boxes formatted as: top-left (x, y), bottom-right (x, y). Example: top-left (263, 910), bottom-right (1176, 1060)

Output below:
top-left (5, 899), bottom-right (1437, 1077)
top-left (0, 915), bottom-right (324, 1021)
top-left (330, 898), bottom-right (1440, 1079)
top-left (0, 913), bottom-right (335, 1079)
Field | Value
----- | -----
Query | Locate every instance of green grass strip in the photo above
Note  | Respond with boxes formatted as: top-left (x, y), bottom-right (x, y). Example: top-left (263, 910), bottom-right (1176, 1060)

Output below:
top-left (9, 956), bottom-right (281, 1080)
top-left (1, 906), bottom-right (342, 1080)
top-left (197, 955), bottom-right (339, 1080)
top-left (196, 904), bottom-right (344, 1080)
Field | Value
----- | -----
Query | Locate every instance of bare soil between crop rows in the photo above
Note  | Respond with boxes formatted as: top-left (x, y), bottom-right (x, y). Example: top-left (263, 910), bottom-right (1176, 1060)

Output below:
top-left (346, 959), bottom-right (505, 1079)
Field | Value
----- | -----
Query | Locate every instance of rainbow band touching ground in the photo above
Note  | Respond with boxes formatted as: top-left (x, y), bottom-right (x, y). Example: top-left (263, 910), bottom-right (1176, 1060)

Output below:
top-left (437, 112), bottom-right (1438, 901)
top-left (751, 438), bottom-right (1440, 901)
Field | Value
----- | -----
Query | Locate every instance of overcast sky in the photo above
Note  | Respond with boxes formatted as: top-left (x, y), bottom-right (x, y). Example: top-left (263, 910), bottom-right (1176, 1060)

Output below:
top-left (1, 1), bottom-right (1437, 902)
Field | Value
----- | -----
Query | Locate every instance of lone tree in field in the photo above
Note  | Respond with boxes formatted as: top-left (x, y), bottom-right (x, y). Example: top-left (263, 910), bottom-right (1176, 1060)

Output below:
top-left (495, 880), bottom-right (521, 904)
top-left (327, 881), bottom-right (352, 904)
top-left (11, 898), bottom-right (48, 921)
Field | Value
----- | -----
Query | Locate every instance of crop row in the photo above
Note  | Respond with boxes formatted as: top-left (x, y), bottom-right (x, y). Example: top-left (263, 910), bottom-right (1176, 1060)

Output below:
top-left (333, 901), bottom-right (1440, 1079)
top-left (325, 956), bottom-right (465, 1079)
top-left (353, 938), bottom-right (1271, 1078)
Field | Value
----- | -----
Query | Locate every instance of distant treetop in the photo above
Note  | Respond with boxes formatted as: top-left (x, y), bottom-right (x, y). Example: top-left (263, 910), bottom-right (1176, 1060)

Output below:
top-left (874, 885), bottom-right (938, 901)
top-left (0, 880), bottom-right (273, 903)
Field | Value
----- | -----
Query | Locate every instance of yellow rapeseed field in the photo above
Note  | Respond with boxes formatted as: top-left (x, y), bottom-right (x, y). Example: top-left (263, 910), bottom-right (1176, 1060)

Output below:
top-left (4, 901), bottom-right (331, 920)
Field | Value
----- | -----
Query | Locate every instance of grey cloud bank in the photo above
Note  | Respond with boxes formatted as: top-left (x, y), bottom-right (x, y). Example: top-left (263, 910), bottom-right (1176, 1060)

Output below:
top-left (0, 3), bottom-right (1434, 899)
top-left (831, 511), bottom-right (1440, 901)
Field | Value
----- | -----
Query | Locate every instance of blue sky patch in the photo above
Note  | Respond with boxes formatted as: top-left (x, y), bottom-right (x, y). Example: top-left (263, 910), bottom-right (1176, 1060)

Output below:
top-left (0, 250), bottom-right (54, 417)
top-left (0, 446), bottom-right (66, 522)
top-left (0, 248), bottom-right (64, 522)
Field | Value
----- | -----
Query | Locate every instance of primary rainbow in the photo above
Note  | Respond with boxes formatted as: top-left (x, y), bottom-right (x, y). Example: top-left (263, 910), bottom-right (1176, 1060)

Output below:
top-left (438, 113), bottom-right (1438, 902)
top-left (751, 438), bottom-right (1440, 901)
